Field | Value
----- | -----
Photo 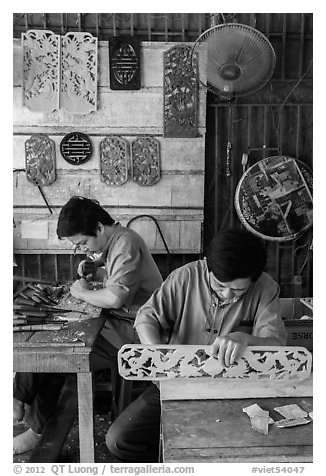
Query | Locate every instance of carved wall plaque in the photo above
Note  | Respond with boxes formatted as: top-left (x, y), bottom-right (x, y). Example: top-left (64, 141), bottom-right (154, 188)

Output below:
top-left (25, 134), bottom-right (56, 186)
top-left (163, 45), bottom-right (198, 138)
top-left (22, 30), bottom-right (60, 112)
top-left (100, 136), bottom-right (129, 186)
top-left (118, 345), bottom-right (312, 381)
top-left (22, 30), bottom-right (97, 114)
top-left (60, 32), bottom-right (98, 114)
top-left (109, 36), bottom-right (141, 90)
top-left (131, 137), bottom-right (161, 186)
top-left (60, 132), bottom-right (93, 165)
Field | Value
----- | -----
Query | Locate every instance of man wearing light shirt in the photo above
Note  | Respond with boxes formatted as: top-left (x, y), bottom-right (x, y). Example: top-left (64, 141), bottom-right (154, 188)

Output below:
top-left (105, 229), bottom-right (287, 462)
top-left (13, 196), bottom-right (162, 455)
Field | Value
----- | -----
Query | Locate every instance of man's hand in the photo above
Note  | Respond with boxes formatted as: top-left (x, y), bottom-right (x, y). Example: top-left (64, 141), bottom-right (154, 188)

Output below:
top-left (70, 278), bottom-right (92, 301)
top-left (77, 260), bottom-right (96, 280)
top-left (210, 332), bottom-right (250, 367)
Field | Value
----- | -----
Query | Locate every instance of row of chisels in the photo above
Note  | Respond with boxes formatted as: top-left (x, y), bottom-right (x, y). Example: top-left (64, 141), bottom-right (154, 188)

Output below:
top-left (13, 282), bottom-right (87, 332)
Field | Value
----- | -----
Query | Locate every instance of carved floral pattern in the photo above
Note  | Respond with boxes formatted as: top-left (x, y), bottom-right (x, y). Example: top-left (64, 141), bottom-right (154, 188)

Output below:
top-left (118, 345), bottom-right (312, 381)
top-left (100, 136), bottom-right (129, 186)
top-left (164, 45), bottom-right (198, 138)
top-left (131, 137), bottom-right (161, 186)
top-left (22, 30), bottom-right (60, 112)
top-left (22, 30), bottom-right (97, 114)
top-left (60, 32), bottom-right (98, 114)
top-left (25, 134), bottom-right (56, 186)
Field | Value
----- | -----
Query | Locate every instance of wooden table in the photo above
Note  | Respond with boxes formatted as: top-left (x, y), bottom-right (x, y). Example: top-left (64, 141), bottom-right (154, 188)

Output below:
top-left (13, 306), bottom-right (105, 463)
top-left (160, 380), bottom-right (313, 463)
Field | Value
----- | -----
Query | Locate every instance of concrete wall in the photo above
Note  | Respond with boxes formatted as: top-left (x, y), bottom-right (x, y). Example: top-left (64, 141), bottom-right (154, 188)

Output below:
top-left (13, 39), bottom-right (207, 254)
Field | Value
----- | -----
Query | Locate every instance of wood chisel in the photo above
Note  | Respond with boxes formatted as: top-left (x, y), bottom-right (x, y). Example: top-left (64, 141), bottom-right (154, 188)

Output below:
top-left (14, 341), bottom-right (86, 348)
top-left (13, 324), bottom-right (66, 332)
top-left (13, 304), bottom-right (89, 315)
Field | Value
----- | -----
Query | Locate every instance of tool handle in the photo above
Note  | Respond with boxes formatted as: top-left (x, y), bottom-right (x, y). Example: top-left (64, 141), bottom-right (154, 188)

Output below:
top-left (13, 324), bottom-right (65, 332)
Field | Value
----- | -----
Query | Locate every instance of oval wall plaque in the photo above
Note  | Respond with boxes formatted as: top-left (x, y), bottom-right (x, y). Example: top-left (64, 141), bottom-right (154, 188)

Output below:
top-left (109, 37), bottom-right (140, 90)
top-left (60, 132), bottom-right (93, 165)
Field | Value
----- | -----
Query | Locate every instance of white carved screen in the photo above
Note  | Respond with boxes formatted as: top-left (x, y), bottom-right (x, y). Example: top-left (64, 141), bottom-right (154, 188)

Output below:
top-left (118, 345), bottom-right (312, 381)
top-left (22, 30), bottom-right (97, 114)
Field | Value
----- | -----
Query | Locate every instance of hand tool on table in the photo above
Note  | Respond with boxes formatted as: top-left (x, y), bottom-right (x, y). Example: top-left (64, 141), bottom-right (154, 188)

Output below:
top-left (13, 324), bottom-right (66, 332)
top-left (13, 304), bottom-right (90, 315)
top-left (14, 341), bottom-right (86, 348)
top-left (13, 312), bottom-right (68, 323)
top-left (26, 285), bottom-right (57, 305)
top-left (13, 275), bottom-right (58, 285)
top-left (13, 319), bottom-right (68, 326)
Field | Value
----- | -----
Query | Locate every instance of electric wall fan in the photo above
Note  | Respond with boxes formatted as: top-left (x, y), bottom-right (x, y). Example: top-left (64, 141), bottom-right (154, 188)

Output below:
top-left (192, 22), bottom-right (276, 99)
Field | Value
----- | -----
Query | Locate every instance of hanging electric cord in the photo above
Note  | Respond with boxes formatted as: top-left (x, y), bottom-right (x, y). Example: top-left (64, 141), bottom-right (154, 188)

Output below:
top-left (274, 59), bottom-right (313, 148)
top-left (13, 168), bottom-right (53, 214)
top-left (296, 231), bottom-right (313, 276)
top-left (126, 214), bottom-right (173, 273)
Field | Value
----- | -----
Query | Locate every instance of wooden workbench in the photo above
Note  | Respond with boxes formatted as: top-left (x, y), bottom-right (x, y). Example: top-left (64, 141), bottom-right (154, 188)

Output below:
top-left (13, 301), bottom-right (105, 463)
top-left (161, 392), bottom-right (313, 463)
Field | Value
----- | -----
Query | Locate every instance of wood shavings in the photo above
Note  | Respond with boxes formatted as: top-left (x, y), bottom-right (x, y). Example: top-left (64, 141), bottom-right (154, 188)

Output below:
top-left (250, 414), bottom-right (270, 435)
top-left (243, 403), bottom-right (272, 436)
top-left (273, 404), bottom-right (308, 419)
top-left (243, 403), bottom-right (274, 423)
top-left (275, 417), bottom-right (311, 428)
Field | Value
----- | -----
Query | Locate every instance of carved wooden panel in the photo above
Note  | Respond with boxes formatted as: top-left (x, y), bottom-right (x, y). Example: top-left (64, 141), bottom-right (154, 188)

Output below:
top-left (109, 36), bottom-right (141, 90)
top-left (60, 32), bottom-right (98, 114)
top-left (131, 136), bottom-right (161, 186)
top-left (163, 45), bottom-right (198, 138)
top-left (25, 134), bottom-right (56, 186)
top-left (118, 345), bottom-right (312, 381)
top-left (100, 136), bottom-right (129, 185)
top-left (60, 132), bottom-right (93, 165)
top-left (22, 30), bottom-right (60, 112)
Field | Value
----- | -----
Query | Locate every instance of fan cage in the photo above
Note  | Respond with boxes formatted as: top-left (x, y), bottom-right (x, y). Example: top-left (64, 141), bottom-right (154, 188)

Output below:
top-left (191, 23), bottom-right (276, 99)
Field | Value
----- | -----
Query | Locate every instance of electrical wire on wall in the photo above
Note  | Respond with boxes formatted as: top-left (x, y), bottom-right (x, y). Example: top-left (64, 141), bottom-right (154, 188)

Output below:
top-left (295, 230), bottom-right (313, 277)
top-left (268, 58), bottom-right (313, 152)
top-left (13, 168), bottom-right (53, 215)
top-left (126, 215), bottom-right (173, 273)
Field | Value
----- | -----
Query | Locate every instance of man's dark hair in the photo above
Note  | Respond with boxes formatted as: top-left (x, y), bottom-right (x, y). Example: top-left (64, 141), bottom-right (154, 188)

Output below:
top-left (56, 196), bottom-right (115, 239)
top-left (206, 229), bottom-right (267, 282)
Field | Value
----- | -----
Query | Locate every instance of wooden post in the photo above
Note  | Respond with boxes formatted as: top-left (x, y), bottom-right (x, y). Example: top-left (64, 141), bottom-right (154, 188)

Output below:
top-left (77, 372), bottom-right (95, 463)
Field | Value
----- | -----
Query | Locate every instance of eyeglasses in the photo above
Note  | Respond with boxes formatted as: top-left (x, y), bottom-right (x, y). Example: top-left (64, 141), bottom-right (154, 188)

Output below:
top-left (210, 274), bottom-right (251, 296)
top-left (70, 239), bottom-right (90, 255)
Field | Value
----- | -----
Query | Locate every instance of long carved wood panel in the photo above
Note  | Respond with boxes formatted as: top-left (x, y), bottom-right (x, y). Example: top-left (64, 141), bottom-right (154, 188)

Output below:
top-left (118, 345), bottom-right (312, 381)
